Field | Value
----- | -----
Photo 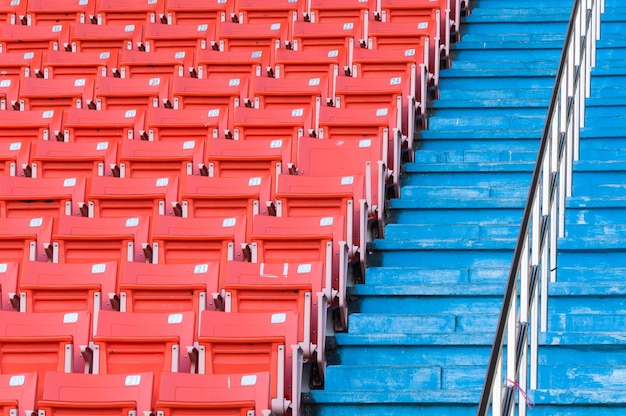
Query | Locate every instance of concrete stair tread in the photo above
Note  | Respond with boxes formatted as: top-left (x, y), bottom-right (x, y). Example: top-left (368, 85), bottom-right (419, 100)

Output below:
top-left (351, 284), bottom-right (505, 296)
top-left (433, 97), bottom-right (551, 108)
top-left (372, 237), bottom-right (517, 250)
top-left (420, 129), bottom-right (543, 139)
top-left (531, 388), bottom-right (626, 404)
top-left (305, 388), bottom-right (483, 404)
top-left (364, 266), bottom-right (509, 285)
top-left (411, 149), bottom-right (537, 163)
top-left (391, 197), bottom-right (526, 209)
top-left (404, 160), bottom-right (535, 172)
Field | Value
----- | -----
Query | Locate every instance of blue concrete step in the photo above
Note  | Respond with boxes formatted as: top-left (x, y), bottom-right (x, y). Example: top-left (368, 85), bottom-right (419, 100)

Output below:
top-left (410, 149), bottom-right (538, 163)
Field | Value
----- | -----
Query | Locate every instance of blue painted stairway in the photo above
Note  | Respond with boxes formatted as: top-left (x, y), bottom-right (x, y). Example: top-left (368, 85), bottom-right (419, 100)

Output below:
top-left (302, 0), bottom-right (587, 414)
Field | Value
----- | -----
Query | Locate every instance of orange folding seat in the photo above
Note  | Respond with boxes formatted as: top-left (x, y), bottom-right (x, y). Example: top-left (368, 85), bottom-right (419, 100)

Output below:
top-left (0, 109), bottom-right (63, 143)
top-left (142, 107), bottom-right (225, 141)
top-left (291, 20), bottom-right (360, 61)
top-left (206, 137), bottom-right (293, 199)
top-left (196, 310), bottom-right (302, 416)
top-left (61, 108), bottom-right (146, 142)
top-left (214, 21), bottom-right (289, 71)
top-left (163, 0), bottom-right (233, 25)
top-left (307, 0), bottom-right (371, 25)
top-left (18, 76), bottom-right (95, 111)
top-left (42, 50), bottom-right (118, 80)
top-left (334, 74), bottom-right (417, 138)
top-left (234, 0), bottom-right (302, 25)
top-left (0, 0), bottom-right (26, 24)
top-left (179, 175), bottom-right (273, 239)
top-left (94, 0), bottom-right (164, 25)
top-left (30, 139), bottom-right (118, 179)
top-left (91, 310), bottom-right (195, 382)
top-left (0, 50), bottom-right (43, 79)
top-left (0, 372), bottom-right (38, 416)
top-left (51, 215), bottom-right (151, 265)
top-left (0, 262), bottom-right (18, 311)
top-left (231, 106), bottom-right (311, 161)
top-left (249, 215), bottom-right (348, 329)
top-left (142, 21), bottom-right (213, 53)
top-left (251, 75), bottom-right (327, 123)
top-left (0, 76), bottom-right (19, 111)
top-left (0, 216), bottom-right (53, 264)
top-left (68, 22), bottom-right (141, 53)
top-left (275, 173), bottom-right (367, 259)
top-left (149, 215), bottom-right (247, 266)
top-left (93, 75), bottom-right (168, 111)
top-left (39, 372), bottom-right (154, 416)
top-left (24, 0), bottom-right (95, 25)
top-left (223, 261), bottom-right (327, 368)
top-left (117, 261), bottom-right (220, 314)
top-left (156, 372), bottom-right (272, 416)
top-left (116, 49), bottom-right (194, 79)
top-left (0, 310), bottom-right (90, 400)
top-left (117, 137), bottom-right (205, 178)
top-left (0, 24), bottom-right (69, 53)
top-left (18, 261), bottom-right (118, 327)
top-left (194, 49), bottom-right (264, 80)
top-left (0, 140), bottom-right (30, 177)
top-left (0, 176), bottom-right (86, 219)
top-left (297, 136), bottom-right (387, 235)
top-left (86, 175), bottom-right (179, 218)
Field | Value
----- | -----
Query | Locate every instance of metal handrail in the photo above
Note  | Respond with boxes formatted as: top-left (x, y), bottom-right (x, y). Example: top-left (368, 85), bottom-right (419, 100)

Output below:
top-left (476, 0), bottom-right (603, 414)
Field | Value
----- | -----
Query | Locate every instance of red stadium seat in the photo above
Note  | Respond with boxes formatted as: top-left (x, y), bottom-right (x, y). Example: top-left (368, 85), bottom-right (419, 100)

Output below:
top-left (0, 310), bottom-right (91, 400)
top-left (116, 49), bottom-right (193, 79)
top-left (308, 0), bottom-right (371, 25)
top-left (0, 0), bottom-right (26, 24)
top-left (0, 372), bottom-right (37, 416)
top-left (292, 20), bottom-right (360, 61)
top-left (0, 23), bottom-right (69, 53)
top-left (155, 372), bottom-right (273, 416)
top-left (93, 0), bottom-right (164, 25)
top-left (0, 50), bottom-right (43, 79)
top-left (143, 21), bottom-right (213, 53)
top-left (117, 138), bottom-right (205, 178)
top-left (92, 310), bottom-right (195, 386)
top-left (0, 140), bottom-right (30, 177)
top-left (61, 108), bottom-right (146, 142)
top-left (68, 22), bottom-right (141, 53)
top-left (0, 76), bottom-right (18, 111)
top-left (18, 261), bottom-right (117, 331)
top-left (42, 50), bottom-right (118, 79)
top-left (0, 262), bottom-right (18, 311)
top-left (197, 310), bottom-right (303, 416)
top-left (0, 216), bottom-right (54, 263)
top-left (51, 215), bottom-right (151, 265)
top-left (149, 215), bottom-right (247, 267)
top-left (86, 175), bottom-right (179, 218)
top-left (93, 75), bottom-right (168, 111)
top-left (194, 49), bottom-right (264, 80)
top-left (233, 0), bottom-right (302, 29)
top-left (118, 261), bottom-right (220, 315)
top-left (38, 372), bottom-right (154, 416)
top-left (18, 76), bottom-right (95, 111)
top-left (0, 176), bottom-right (86, 219)
top-left (0, 109), bottom-right (62, 143)
top-left (163, 0), bottom-right (233, 25)
top-left (30, 139), bottom-right (118, 179)
top-left (251, 75), bottom-right (326, 123)
top-left (248, 215), bottom-right (349, 329)
top-left (143, 107), bottom-right (226, 141)
top-left (24, 0), bottom-right (95, 25)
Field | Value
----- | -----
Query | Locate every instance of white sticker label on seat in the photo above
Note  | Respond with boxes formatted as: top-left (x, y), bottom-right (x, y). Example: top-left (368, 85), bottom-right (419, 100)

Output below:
top-left (10, 0), bottom-right (19, 6)
top-left (241, 375), bottom-right (257, 386)
top-left (376, 108), bottom-right (388, 116)
top-left (175, 51), bottom-right (186, 59)
top-left (148, 0), bottom-right (157, 4)
top-left (328, 50), bottom-right (339, 58)
top-left (63, 178), bottom-right (76, 187)
top-left (149, 78), bottom-right (160, 86)
top-left (63, 312), bottom-right (78, 323)
top-left (0, 80), bottom-right (10, 87)
top-left (125, 217), bottom-right (139, 227)
top-left (405, 49), bottom-right (416, 57)
top-left (418, 22), bottom-right (428, 29)
top-left (79, 0), bottom-right (88, 5)
top-left (74, 78), bottom-right (86, 87)
top-left (0, 264), bottom-right (7, 273)
top-left (96, 142), bottom-right (109, 150)
top-left (248, 177), bottom-right (261, 186)
top-left (100, 51), bottom-right (111, 59)
top-left (320, 217), bottom-right (333, 226)
top-left (156, 178), bottom-right (169, 187)
top-left (52, 25), bottom-right (62, 33)
top-left (292, 108), bottom-right (303, 117)
top-left (9, 375), bottom-right (25, 386)
top-left (9, 142), bottom-right (21, 150)
top-left (194, 264), bottom-right (209, 274)
top-left (168, 313), bottom-right (183, 324)
top-left (92, 264), bottom-right (106, 274)
top-left (359, 139), bottom-right (371, 148)
top-left (309, 78), bottom-right (320, 86)
top-left (297, 264), bottom-right (311, 273)
top-left (198, 24), bottom-right (208, 32)
top-left (208, 109), bottom-right (220, 117)
top-left (271, 313), bottom-right (286, 324)
top-left (341, 176), bottom-right (354, 185)
top-left (229, 78), bottom-right (241, 87)
top-left (270, 23), bottom-right (281, 30)
top-left (222, 218), bottom-right (236, 227)
top-left (270, 139), bottom-right (282, 148)
top-left (390, 77), bottom-right (401, 85)
top-left (251, 51), bottom-right (262, 58)
top-left (343, 23), bottom-right (354, 30)
top-left (125, 25), bottom-right (135, 32)
top-left (42, 110), bottom-right (54, 119)
top-left (125, 109), bottom-right (136, 118)
top-left (125, 375), bottom-right (141, 386)
top-left (29, 218), bottom-right (43, 227)
top-left (183, 140), bottom-right (195, 149)
top-left (23, 52), bottom-right (34, 59)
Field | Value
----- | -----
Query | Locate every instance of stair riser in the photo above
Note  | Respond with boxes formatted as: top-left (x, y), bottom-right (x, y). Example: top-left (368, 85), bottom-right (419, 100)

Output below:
top-left (368, 249), bottom-right (514, 269)
top-left (390, 208), bottom-right (523, 225)
top-left (303, 404), bottom-right (478, 416)
top-left (401, 172), bottom-right (532, 187)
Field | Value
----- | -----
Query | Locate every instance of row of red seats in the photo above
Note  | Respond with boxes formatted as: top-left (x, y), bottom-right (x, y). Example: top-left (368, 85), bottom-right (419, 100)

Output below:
top-left (0, 308), bottom-right (301, 414)
top-left (1, 371), bottom-right (273, 416)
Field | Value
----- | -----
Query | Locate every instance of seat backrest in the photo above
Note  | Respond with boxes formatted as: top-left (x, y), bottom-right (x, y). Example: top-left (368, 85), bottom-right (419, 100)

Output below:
top-left (234, 0), bottom-right (302, 28)
top-left (308, 0), bottom-right (371, 24)
top-left (30, 139), bottom-right (118, 179)
top-left (292, 20), bottom-right (360, 58)
top-left (195, 48), bottom-right (265, 80)
top-left (164, 0), bottom-right (234, 25)
top-left (0, 216), bottom-right (54, 263)
top-left (251, 75), bottom-right (327, 120)
top-left (42, 49), bottom-right (118, 80)
top-left (117, 137), bottom-right (204, 178)
top-left (143, 21), bottom-right (214, 53)
top-left (0, 140), bottom-right (30, 177)
top-left (117, 49), bottom-right (193, 79)
top-left (156, 371), bottom-right (272, 416)
top-left (94, 0), bottom-right (165, 25)
top-left (171, 75), bottom-right (246, 110)
top-left (0, 74), bottom-right (19, 110)
top-left (0, 176), bottom-right (87, 219)
top-left (39, 371), bottom-right (154, 416)
top-left (0, 23), bottom-right (69, 53)
top-left (0, 262), bottom-right (18, 311)
top-left (0, 50), bottom-right (43, 79)
top-left (0, 109), bottom-right (62, 143)
top-left (143, 107), bottom-right (225, 141)
top-left (25, 0), bottom-right (94, 25)
top-left (0, 372), bottom-right (37, 416)
top-left (68, 22), bottom-right (141, 54)
top-left (93, 75), bottom-right (168, 111)
top-left (216, 21), bottom-right (288, 70)
top-left (0, 0), bottom-right (27, 24)
top-left (18, 76), bottom-right (94, 111)
top-left (61, 108), bottom-right (146, 142)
